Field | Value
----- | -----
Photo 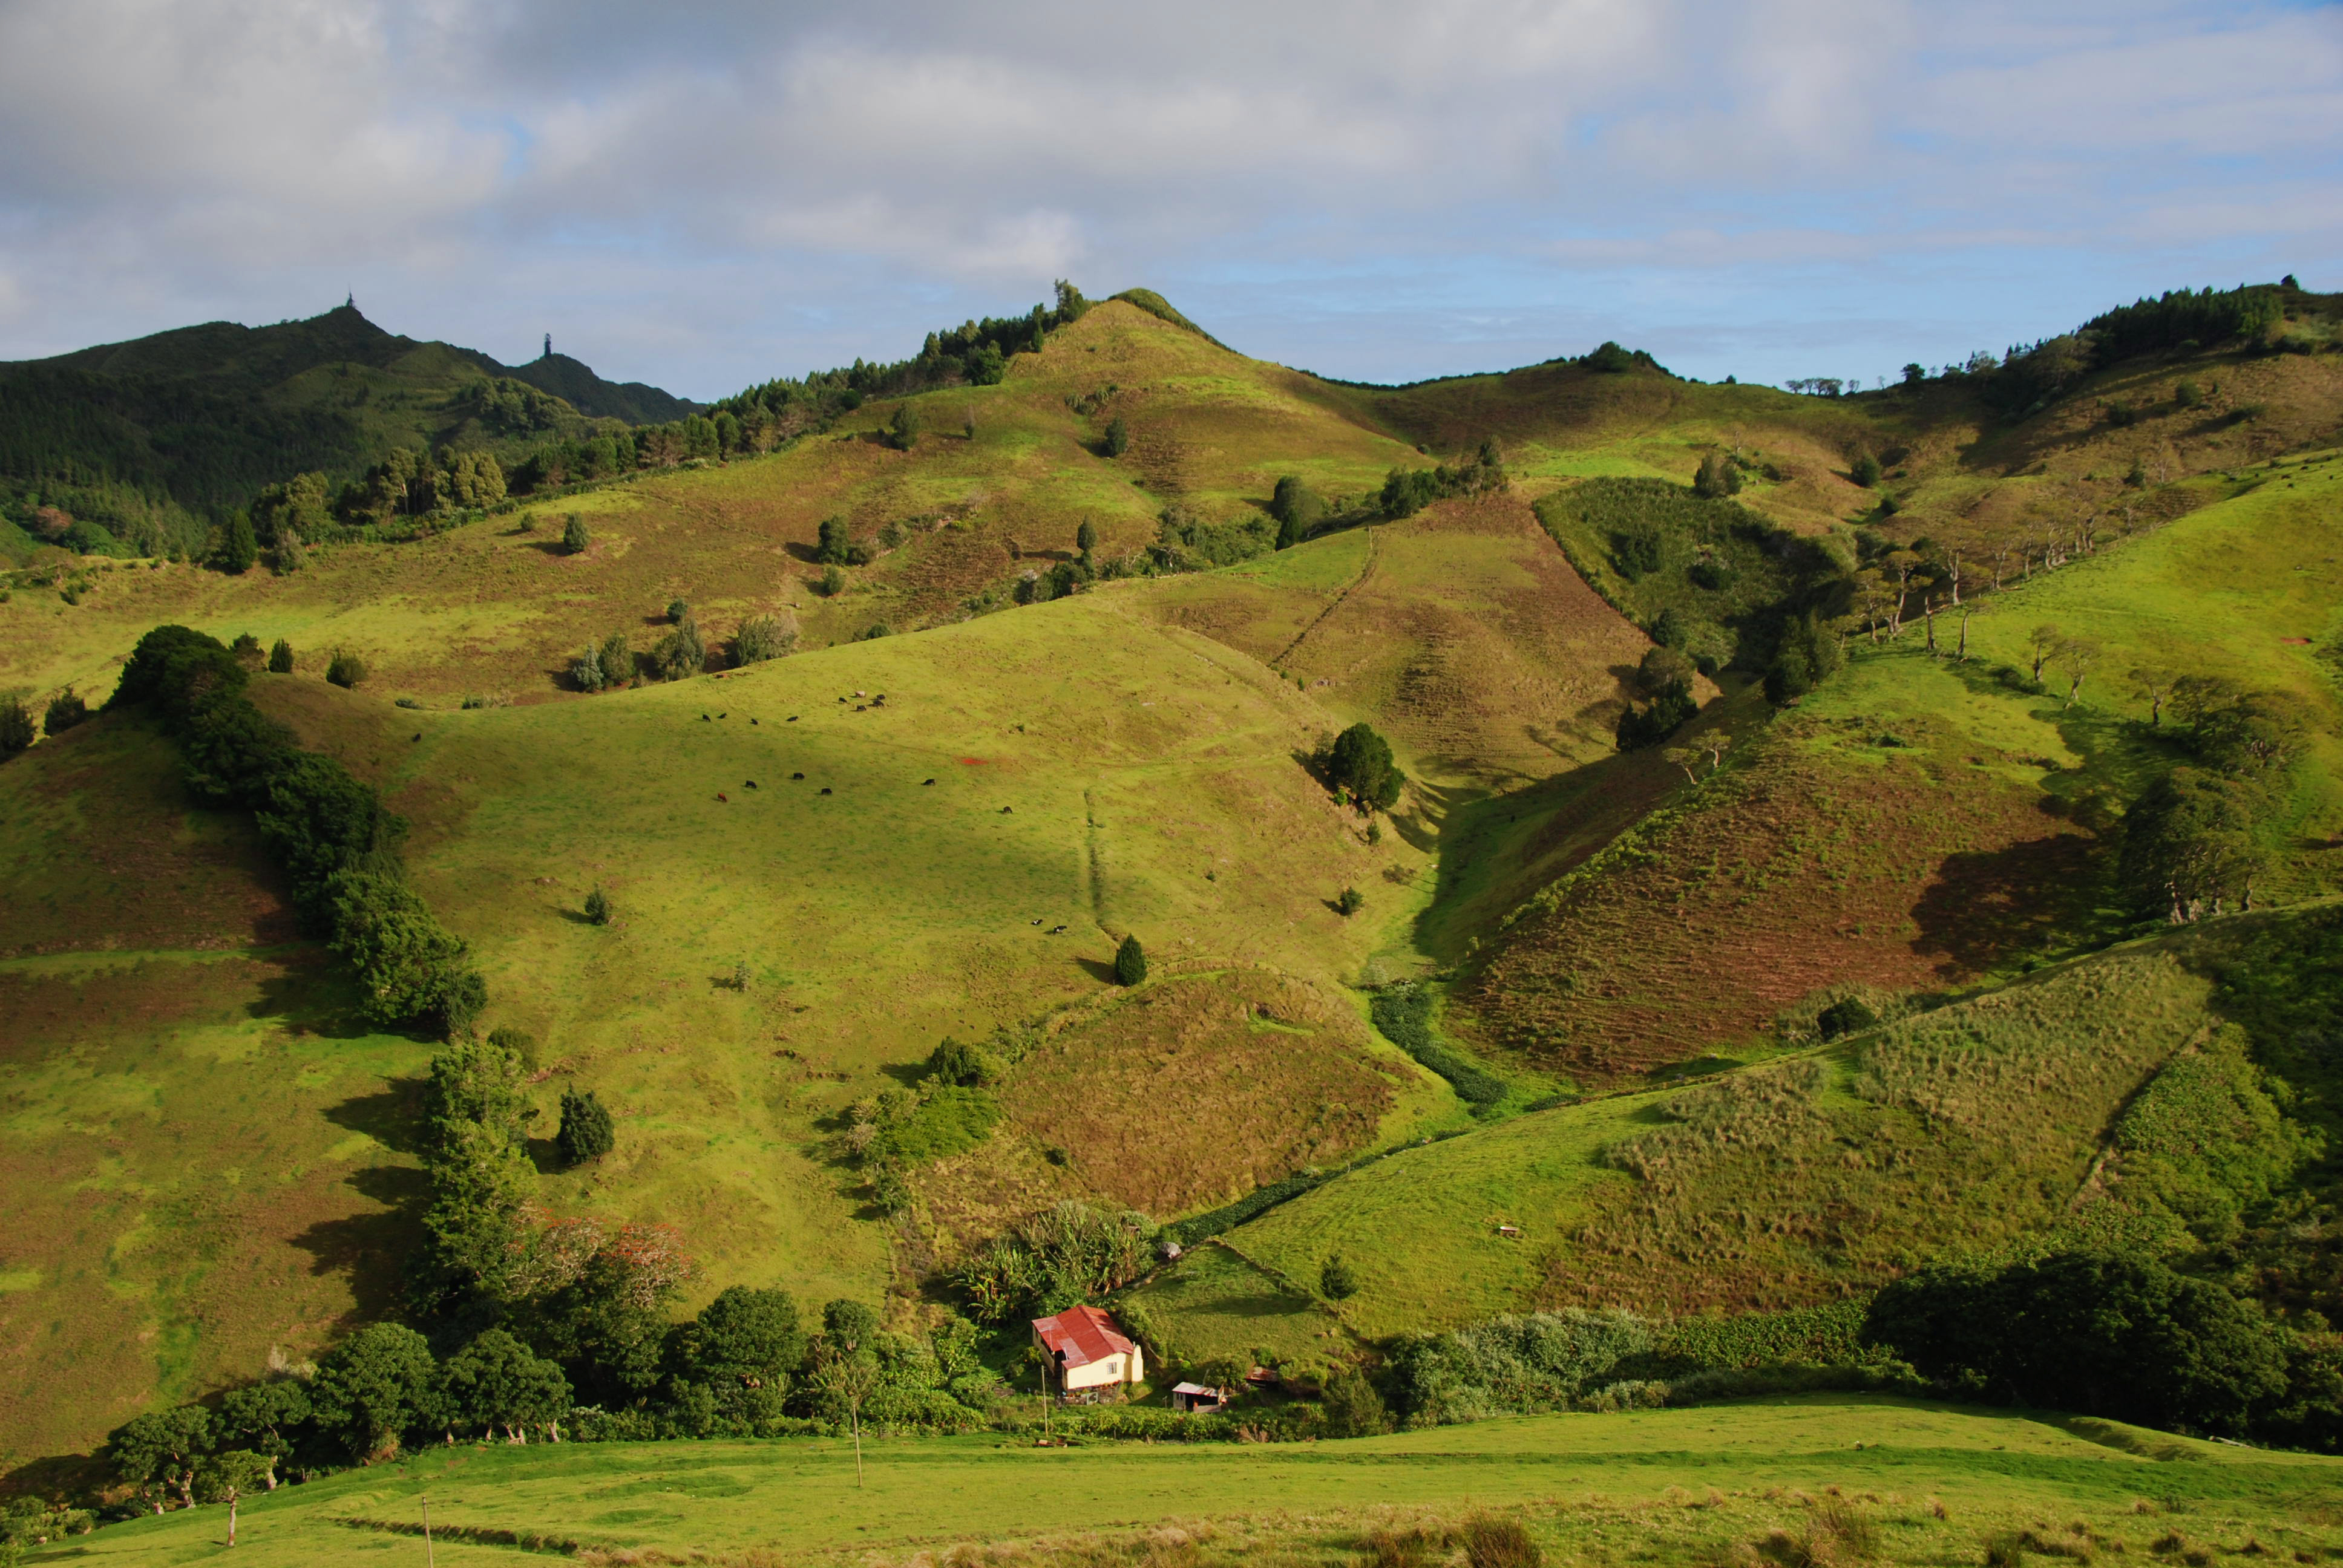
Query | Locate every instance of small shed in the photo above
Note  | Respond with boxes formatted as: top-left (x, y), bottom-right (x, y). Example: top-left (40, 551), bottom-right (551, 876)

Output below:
top-left (1031, 1305), bottom-right (1144, 1400)
top-left (1170, 1382), bottom-right (1225, 1413)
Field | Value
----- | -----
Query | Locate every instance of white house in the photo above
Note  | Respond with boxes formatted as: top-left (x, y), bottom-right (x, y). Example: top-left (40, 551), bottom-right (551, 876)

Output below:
top-left (1031, 1304), bottom-right (1143, 1399)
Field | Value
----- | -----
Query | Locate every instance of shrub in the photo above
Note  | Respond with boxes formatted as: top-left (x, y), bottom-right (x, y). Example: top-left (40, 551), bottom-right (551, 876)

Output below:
top-left (1764, 612), bottom-right (1841, 705)
top-left (585, 887), bottom-right (611, 925)
top-left (666, 598), bottom-right (689, 624)
top-left (215, 511), bottom-right (258, 573)
top-left (1392, 1310), bottom-right (1653, 1423)
top-left (816, 517), bottom-right (851, 565)
top-left (1692, 451), bottom-right (1742, 498)
top-left (1322, 1253), bottom-right (1360, 1299)
top-left (325, 648), bottom-right (367, 689)
top-left (328, 869), bottom-right (479, 1031)
top-left (1270, 475), bottom-right (1325, 548)
top-left (563, 514), bottom-right (591, 555)
top-left (42, 688), bottom-right (89, 736)
top-left (0, 694), bottom-right (31, 760)
top-left (1114, 933), bottom-right (1147, 986)
top-left (1460, 1514), bottom-right (1542, 1568)
top-left (1615, 678), bottom-right (1696, 751)
top-left (1103, 417), bottom-right (1130, 457)
top-left (2174, 381), bottom-right (2204, 409)
top-left (1610, 525), bottom-right (1663, 580)
top-left (1371, 985), bottom-right (1507, 1108)
top-left (1335, 886), bottom-right (1365, 916)
top-left (955, 1201), bottom-right (1155, 1322)
top-left (732, 613), bottom-right (796, 665)
top-left (1688, 558), bottom-right (1735, 591)
top-left (267, 638), bottom-right (294, 673)
top-left (926, 1036), bottom-right (1002, 1087)
top-left (570, 644), bottom-right (606, 692)
top-left (557, 1087), bottom-right (615, 1165)
top-left (1815, 997), bottom-right (1879, 1040)
top-left (889, 402), bottom-right (921, 450)
top-left (1075, 518), bottom-right (1098, 555)
top-left (231, 632), bottom-right (265, 667)
top-left (1850, 453), bottom-right (1883, 487)
top-left (1319, 1366), bottom-right (1390, 1436)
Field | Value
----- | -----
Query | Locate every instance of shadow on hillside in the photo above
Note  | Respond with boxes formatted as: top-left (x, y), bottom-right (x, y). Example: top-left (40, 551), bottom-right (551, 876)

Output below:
top-left (1912, 834), bottom-right (2106, 976)
top-left (522, 538), bottom-right (573, 557)
top-left (288, 1163), bottom-right (431, 1330)
top-left (1073, 955), bottom-right (1119, 985)
top-left (249, 953), bottom-right (379, 1039)
top-left (323, 1076), bottom-right (427, 1157)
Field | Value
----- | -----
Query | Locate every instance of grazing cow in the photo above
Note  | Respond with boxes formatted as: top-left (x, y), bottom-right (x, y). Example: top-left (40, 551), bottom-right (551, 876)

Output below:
top-left (788, 716), bottom-right (799, 722)
top-left (1048, 924), bottom-right (1068, 935)
top-left (701, 713), bottom-right (711, 721)
top-left (717, 792), bottom-right (729, 802)
top-left (746, 780), bottom-right (758, 789)
top-left (922, 778), bottom-right (937, 786)
top-left (819, 787), bottom-right (833, 795)
top-left (791, 772), bottom-right (805, 780)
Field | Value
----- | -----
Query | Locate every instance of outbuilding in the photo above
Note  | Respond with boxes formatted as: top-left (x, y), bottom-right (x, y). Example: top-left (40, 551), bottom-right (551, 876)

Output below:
top-left (1031, 1305), bottom-right (1144, 1401)
top-left (1170, 1381), bottom-right (1225, 1413)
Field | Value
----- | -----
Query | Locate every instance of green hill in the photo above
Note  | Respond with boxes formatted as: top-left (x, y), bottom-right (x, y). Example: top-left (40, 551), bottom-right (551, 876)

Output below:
top-left (3, 283), bottom-right (2342, 1529)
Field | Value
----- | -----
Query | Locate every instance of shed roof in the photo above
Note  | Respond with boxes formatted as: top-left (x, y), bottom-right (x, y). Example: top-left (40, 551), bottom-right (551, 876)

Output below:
top-left (1031, 1304), bottom-right (1136, 1369)
top-left (1172, 1382), bottom-right (1223, 1397)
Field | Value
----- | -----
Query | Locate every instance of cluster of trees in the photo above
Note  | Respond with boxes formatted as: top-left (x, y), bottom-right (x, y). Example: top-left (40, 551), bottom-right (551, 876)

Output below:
top-left (113, 626), bottom-right (483, 1034)
top-left (1269, 475), bottom-right (1325, 547)
top-left (0, 684), bottom-right (91, 760)
top-left (2120, 676), bottom-right (2309, 921)
top-left (1379, 439), bottom-right (1508, 519)
top-left (1615, 647), bottom-right (1699, 751)
top-left (1865, 1249), bottom-right (2338, 1446)
top-left (570, 609), bottom-right (796, 691)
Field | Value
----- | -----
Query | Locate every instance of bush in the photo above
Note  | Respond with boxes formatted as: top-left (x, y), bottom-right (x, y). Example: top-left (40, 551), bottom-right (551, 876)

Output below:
top-left (1114, 933), bottom-right (1147, 986)
top-left (328, 869), bottom-right (479, 1031)
top-left (557, 1087), bottom-right (615, 1165)
top-left (1815, 998), bottom-right (1879, 1040)
top-left (598, 631), bottom-right (632, 686)
top-left (1692, 451), bottom-right (1742, 498)
top-left (1270, 475), bottom-right (1325, 548)
top-left (1320, 1367), bottom-right (1390, 1436)
top-left (1335, 886), bottom-right (1365, 916)
top-left (732, 613), bottom-right (796, 665)
top-left (1610, 525), bottom-right (1663, 581)
top-left (585, 887), bottom-right (611, 925)
top-left (1850, 453), bottom-right (1882, 487)
top-left (1371, 985), bottom-right (1507, 1108)
top-left (267, 638), bottom-right (294, 673)
top-left (1615, 678), bottom-right (1696, 751)
top-left (816, 517), bottom-right (851, 565)
top-left (563, 514), bottom-right (591, 555)
top-left (1075, 519), bottom-right (1098, 555)
top-left (666, 598), bottom-right (689, 624)
top-left (231, 632), bottom-right (265, 668)
top-left (1392, 1309), bottom-right (1653, 1424)
top-left (889, 402), bottom-right (921, 450)
top-left (926, 1036), bottom-right (1001, 1086)
top-left (818, 564), bottom-right (848, 597)
top-left (0, 694), bottom-right (31, 760)
top-left (1584, 341), bottom-right (1636, 373)
top-left (570, 644), bottom-right (606, 692)
top-left (1103, 417), bottom-right (1130, 457)
top-left (1764, 612), bottom-right (1841, 705)
top-left (2175, 380), bottom-right (2204, 409)
top-left (955, 1201), bottom-right (1155, 1322)
top-left (325, 648), bottom-right (367, 689)
top-left (653, 619), bottom-right (706, 680)
top-left (1460, 1515), bottom-right (1541, 1568)
top-left (1322, 1254), bottom-right (1360, 1299)
top-left (42, 688), bottom-right (88, 736)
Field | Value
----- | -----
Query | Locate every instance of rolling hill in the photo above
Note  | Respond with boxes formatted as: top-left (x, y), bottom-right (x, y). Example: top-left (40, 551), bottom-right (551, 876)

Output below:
top-left (2, 280), bottom-right (2342, 1542)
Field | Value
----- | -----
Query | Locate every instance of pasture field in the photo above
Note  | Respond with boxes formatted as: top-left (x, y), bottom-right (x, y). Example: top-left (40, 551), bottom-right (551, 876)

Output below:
top-left (36, 1397), bottom-right (2343, 1567)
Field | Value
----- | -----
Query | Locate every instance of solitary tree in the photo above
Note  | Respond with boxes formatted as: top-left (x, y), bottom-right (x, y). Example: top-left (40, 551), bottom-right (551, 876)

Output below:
top-left (1270, 476), bottom-right (1324, 548)
top-left (1692, 450), bottom-right (1742, 498)
top-left (1103, 417), bottom-right (1130, 458)
top-left (0, 693), bottom-right (31, 760)
top-left (267, 638), bottom-right (295, 673)
top-left (1850, 453), bottom-right (1883, 487)
top-left (816, 517), bottom-right (853, 565)
top-left (1335, 886), bottom-right (1365, 916)
top-left (325, 648), bottom-right (367, 689)
top-left (1327, 722), bottom-right (1403, 811)
top-left (557, 1086), bottom-right (615, 1165)
top-left (197, 1449), bottom-right (273, 1544)
top-left (1114, 933), bottom-right (1148, 986)
top-left (1075, 519), bottom-right (1098, 557)
top-left (562, 514), bottom-right (591, 555)
top-left (2057, 635), bottom-right (2100, 708)
top-left (1321, 1253), bottom-right (1360, 1299)
top-left (889, 402), bottom-right (921, 451)
top-left (2028, 623), bottom-right (2060, 685)
top-left (43, 687), bottom-right (89, 735)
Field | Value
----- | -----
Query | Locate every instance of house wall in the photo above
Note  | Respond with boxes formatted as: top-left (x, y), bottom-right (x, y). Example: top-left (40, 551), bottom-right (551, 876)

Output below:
top-left (1062, 1348), bottom-right (1142, 1389)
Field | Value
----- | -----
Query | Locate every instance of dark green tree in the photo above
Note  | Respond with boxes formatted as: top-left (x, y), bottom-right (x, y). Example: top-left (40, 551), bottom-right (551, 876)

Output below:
top-left (42, 687), bottom-right (88, 736)
top-left (926, 1036), bottom-right (1002, 1086)
top-left (267, 638), bottom-right (294, 673)
top-left (324, 648), bottom-right (366, 688)
top-left (1764, 612), bottom-right (1842, 705)
top-left (106, 1403), bottom-right (213, 1512)
top-left (1850, 453), bottom-right (1883, 487)
top-left (215, 1380), bottom-right (310, 1488)
top-left (1075, 519), bottom-right (1098, 556)
top-left (215, 511), bottom-right (258, 573)
top-left (1114, 933), bottom-right (1148, 987)
top-left (557, 1086), bottom-right (615, 1165)
top-left (1335, 886), bottom-right (1365, 916)
top-left (889, 402), bottom-right (921, 450)
top-left (1321, 1254), bottom-right (1360, 1299)
top-left (666, 598), bottom-right (689, 624)
top-left (1103, 417), bottom-right (1130, 457)
top-left (598, 631), bottom-right (632, 686)
top-left (816, 517), bottom-right (853, 565)
top-left (441, 1328), bottom-right (571, 1442)
top-left (654, 619), bottom-right (706, 680)
top-left (1270, 475), bottom-right (1324, 549)
top-left (1328, 722), bottom-right (1404, 811)
top-left (669, 1286), bottom-right (805, 1426)
top-left (1320, 1367), bottom-right (1392, 1436)
top-left (562, 514), bottom-right (591, 555)
top-left (309, 1322), bottom-right (441, 1460)
top-left (0, 694), bottom-right (31, 760)
top-left (1692, 451), bottom-right (1743, 498)
top-left (570, 643), bottom-right (606, 692)
top-left (2120, 767), bottom-right (2270, 920)
top-left (585, 886), bottom-right (612, 925)
top-left (822, 1297), bottom-right (880, 1354)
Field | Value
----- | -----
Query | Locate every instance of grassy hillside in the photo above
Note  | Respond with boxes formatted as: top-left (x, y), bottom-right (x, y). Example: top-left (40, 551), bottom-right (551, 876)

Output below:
top-left (35, 1399), bottom-right (2343, 1567)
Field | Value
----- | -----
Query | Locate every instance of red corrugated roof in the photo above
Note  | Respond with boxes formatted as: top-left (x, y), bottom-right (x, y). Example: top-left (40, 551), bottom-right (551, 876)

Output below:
top-left (1031, 1304), bottom-right (1136, 1369)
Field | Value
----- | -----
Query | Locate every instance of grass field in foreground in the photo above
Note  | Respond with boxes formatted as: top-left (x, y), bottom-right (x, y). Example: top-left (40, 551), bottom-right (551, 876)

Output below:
top-left (41, 1397), bottom-right (2342, 1567)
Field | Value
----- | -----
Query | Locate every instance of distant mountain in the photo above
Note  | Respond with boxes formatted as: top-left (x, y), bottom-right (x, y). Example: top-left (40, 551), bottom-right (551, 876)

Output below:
top-left (0, 304), bottom-right (694, 556)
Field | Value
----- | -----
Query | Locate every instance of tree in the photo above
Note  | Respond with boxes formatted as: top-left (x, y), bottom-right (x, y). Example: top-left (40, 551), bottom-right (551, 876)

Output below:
top-left (1850, 453), bottom-right (1882, 487)
top-left (557, 1086), bottom-right (615, 1165)
top-left (2121, 767), bottom-right (2270, 921)
top-left (215, 1380), bottom-right (311, 1488)
top-left (325, 648), bottom-right (366, 689)
top-left (0, 694), bottom-right (31, 760)
top-left (416, 1034), bottom-right (537, 1297)
top-left (2028, 623), bottom-right (2060, 685)
top-left (267, 639), bottom-right (294, 674)
top-left (1765, 612), bottom-right (1842, 706)
top-left (1584, 341), bottom-right (1636, 373)
top-left (818, 564), bottom-right (848, 597)
top-left (1270, 476), bottom-right (1324, 549)
top-left (107, 1404), bottom-right (212, 1511)
top-left (1075, 519), bottom-right (1098, 556)
top-left (1328, 722), bottom-right (1404, 811)
top-left (889, 402), bottom-right (921, 451)
top-left (310, 1323), bottom-right (440, 1460)
top-left (666, 598), bottom-right (689, 624)
top-left (2056, 635), bottom-right (2100, 707)
top-left (329, 870), bottom-right (476, 1031)
top-left (1902, 363), bottom-right (1926, 385)
top-left (563, 514), bottom-right (591, 555)
top-left (1335, 886), bottom-right (1365, 916)
top-left (816, 517), bottom-right (852, 565)
top-left (1321, 1254), bottom-right (1360, 1299)
top-left (598, 632), bottom-right (632, 687)
top-left (1103, 417), bottom-right (1130, 458)
top-left (570, 643), bottom-right (606, 692)
top-left (926, 1036), bottom-right (1001, 1086)
top-left (670, 1287), bottom-right (805, 1427)
top-left (1320, 1367), bottom-right (1391, 1437)
top-left (441, 1328), bottom-right (571, 1443)
top-left (216, 511), bottom-right (258, 573)
top-left (1114, 933), bottom-right (1148, 986)
top-left (1692, 451), bottom-right (1742, 498)
top-left (42, 688), bottom-right (88, 736)
top-left (807, 1341), bottom-right (880, 1485)
top-left (585, 886), bottom-right (611, 925)
top-left (196, 1449), bottom-right (272, 1544)
top-left (653, 619), bottom-right (706, 680)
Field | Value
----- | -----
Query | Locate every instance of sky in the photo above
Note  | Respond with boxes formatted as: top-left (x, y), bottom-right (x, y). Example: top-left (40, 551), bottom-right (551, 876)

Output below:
top-left (0, 0), bottom-right (2336, 400)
